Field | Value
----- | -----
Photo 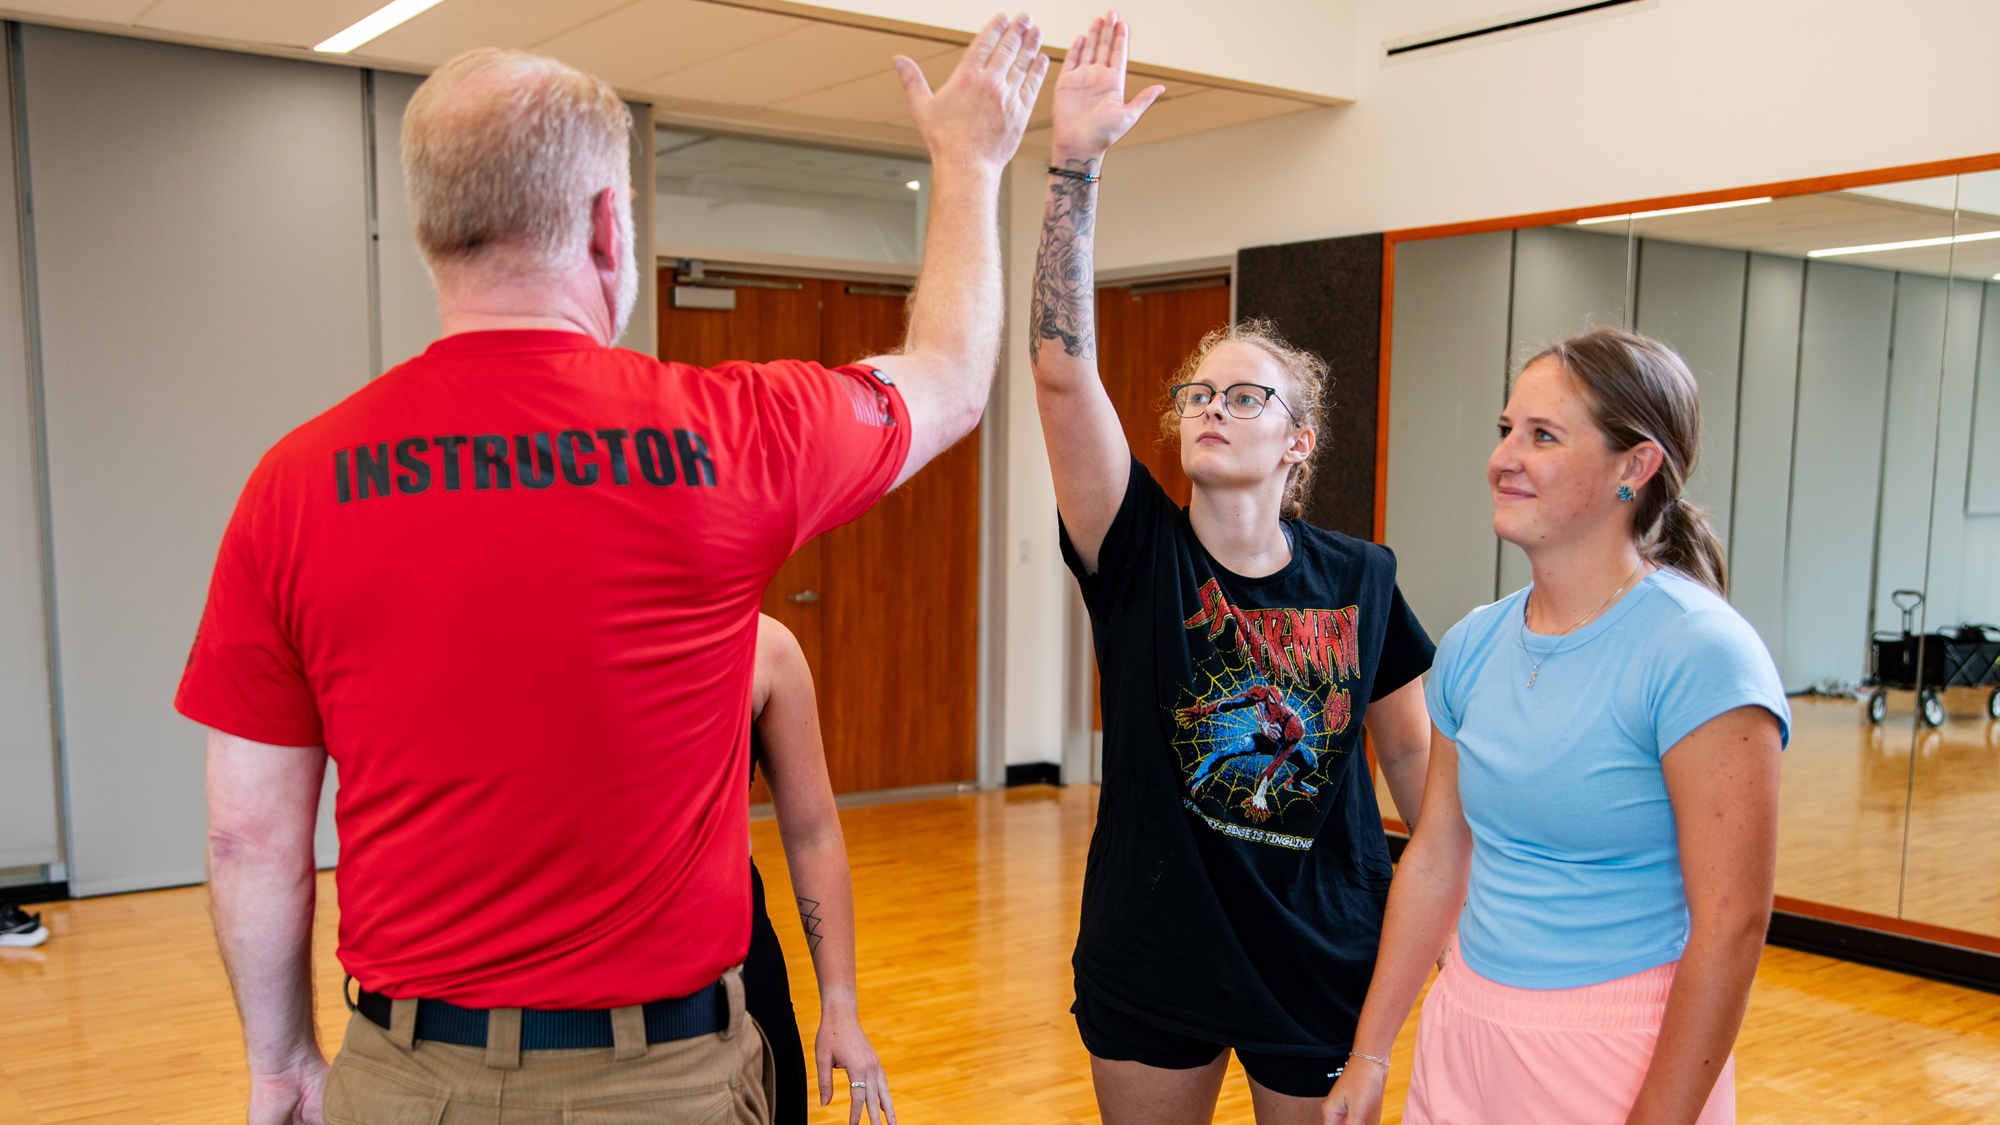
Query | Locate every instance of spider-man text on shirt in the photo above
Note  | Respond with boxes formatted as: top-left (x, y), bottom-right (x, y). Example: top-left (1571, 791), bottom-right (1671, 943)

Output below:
top-left (1173, 578), bottom-right (1359, 842)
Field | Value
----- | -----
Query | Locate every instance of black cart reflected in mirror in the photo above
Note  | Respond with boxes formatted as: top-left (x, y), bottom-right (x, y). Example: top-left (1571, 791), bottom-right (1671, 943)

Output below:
top-left (1866, 589), bottom-right (2000, 726)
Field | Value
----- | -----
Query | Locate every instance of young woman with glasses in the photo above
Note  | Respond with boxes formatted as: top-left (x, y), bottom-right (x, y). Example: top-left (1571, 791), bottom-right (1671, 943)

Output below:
top-left (1030, 15), bottom-right (1437, 1124)
top-left (1323, 328), bottom-right (1788, 1125)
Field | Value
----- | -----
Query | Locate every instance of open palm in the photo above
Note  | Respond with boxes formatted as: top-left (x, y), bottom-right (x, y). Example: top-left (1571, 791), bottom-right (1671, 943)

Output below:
top-left (1051, 11), bottom-right (1164, 159)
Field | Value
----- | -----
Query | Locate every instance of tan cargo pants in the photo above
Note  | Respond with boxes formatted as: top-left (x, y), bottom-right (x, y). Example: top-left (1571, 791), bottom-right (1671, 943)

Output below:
top-left (324, 968), bottom-right (774, 1125)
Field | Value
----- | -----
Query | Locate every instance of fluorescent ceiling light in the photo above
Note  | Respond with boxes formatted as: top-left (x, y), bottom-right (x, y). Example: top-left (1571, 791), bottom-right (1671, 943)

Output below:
top-left (1808, 230), bottom-right (2000, 258)
top-left (1575, 197), bottom-right (1773, 225)
top-left (315, 0), bottom-right (446, 53)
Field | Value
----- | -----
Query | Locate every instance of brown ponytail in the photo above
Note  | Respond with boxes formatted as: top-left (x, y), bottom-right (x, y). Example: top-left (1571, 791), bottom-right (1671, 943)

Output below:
top-left (1524, 326), bottom-right (1729, 596)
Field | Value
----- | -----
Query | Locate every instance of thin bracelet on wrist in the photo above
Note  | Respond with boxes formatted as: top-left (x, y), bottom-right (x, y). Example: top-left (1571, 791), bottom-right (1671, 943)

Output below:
top-left (1349, 1050), bottom-right (1390, 1070)
top-left (1048, 165), bottom-right (1099, 183)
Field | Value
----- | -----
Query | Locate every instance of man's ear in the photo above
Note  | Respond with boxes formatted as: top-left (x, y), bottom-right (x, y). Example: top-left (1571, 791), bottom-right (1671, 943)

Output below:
top-left (589, 187), bottom-right (622, 272)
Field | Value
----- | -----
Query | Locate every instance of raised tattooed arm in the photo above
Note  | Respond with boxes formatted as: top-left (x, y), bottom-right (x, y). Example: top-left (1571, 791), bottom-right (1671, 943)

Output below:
top-left (1030, 161), bottom-right (1100, 363)
top-left (1030, 12), bottom-right (1163, 574)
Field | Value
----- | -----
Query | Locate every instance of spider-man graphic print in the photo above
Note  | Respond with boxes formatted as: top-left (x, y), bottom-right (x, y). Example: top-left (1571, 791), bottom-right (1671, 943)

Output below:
top-left (1061, 459), bottom-right (1435, 1054)
top-left (1172, 578), bottom-right (1363, 846)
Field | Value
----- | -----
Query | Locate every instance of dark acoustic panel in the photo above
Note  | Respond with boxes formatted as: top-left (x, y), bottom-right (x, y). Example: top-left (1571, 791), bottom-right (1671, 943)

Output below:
top-left (1236, 234), bottom-right (1384, 540)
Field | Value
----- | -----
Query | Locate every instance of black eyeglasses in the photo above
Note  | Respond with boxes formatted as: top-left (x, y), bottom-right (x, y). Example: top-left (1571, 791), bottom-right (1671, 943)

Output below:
top-left (1168, 382), bottom-right (1297, 422)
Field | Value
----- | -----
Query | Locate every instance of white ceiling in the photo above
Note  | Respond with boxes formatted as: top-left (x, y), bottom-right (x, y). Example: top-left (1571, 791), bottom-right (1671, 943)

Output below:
top-left (5, 0), bottom-right (1325, 154)
top-left (1565, 188), bottom-right (2000, 281)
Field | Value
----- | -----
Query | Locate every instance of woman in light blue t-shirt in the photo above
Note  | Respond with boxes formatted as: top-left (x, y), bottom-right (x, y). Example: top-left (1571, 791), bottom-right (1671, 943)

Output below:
top-left (1326, 327), bottom-right (1788, 1125)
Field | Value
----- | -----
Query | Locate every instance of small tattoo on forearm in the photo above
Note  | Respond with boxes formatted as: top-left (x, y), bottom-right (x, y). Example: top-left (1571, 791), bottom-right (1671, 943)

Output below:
top-left (1030, 158), bottom-right (1100, 363)
top-left (796, 896), bottom-right (825, 953)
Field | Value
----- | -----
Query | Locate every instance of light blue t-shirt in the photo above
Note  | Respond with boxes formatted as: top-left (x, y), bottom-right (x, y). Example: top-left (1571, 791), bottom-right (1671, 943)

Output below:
top-left (1426, 570), bottom-right (1790, 990)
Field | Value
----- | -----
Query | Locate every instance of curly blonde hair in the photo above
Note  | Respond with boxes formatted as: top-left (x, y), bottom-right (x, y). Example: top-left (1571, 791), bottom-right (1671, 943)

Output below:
top-left (1157, 318), bottom-right (1330, 519)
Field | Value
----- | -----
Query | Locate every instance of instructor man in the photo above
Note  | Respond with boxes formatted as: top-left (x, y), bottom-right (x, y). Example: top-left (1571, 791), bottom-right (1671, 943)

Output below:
top-left (178, 19), bottom-right (1045, 1125)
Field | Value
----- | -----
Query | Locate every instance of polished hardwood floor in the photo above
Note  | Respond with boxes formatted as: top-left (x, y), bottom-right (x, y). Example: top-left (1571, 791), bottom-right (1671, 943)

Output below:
top-left (3, 785), bottom-right (1999, 1124)
top-left (1771, 692), bottom-right (2000, 937)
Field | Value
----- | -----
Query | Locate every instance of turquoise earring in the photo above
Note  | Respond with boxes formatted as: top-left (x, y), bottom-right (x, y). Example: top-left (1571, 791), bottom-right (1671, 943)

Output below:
top-left (1617, 485), bottom-right (1635, 502)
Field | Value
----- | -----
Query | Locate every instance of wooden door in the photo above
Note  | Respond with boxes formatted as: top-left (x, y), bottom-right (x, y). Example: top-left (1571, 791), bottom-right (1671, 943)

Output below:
top-left (817, 282), bottom-right (979, 793)
top-left (657, 269), bottom-right (979, 796)
top-left (1091, 277), bottom-right (1234, 728)
top-left (1095, 278), bottom-right (1233, 507)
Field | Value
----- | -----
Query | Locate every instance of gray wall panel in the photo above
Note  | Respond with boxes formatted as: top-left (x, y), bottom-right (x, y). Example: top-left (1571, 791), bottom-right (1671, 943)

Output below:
top-left (1729, 254), bottom-right (1804, 666)
top-left (1874, 273), bottom-right (1948, 632)
top-left (1781, 261), bottom-right (1895, 689)
top-left (1961, 285), bottom-right (2000, 624)
top-left (1500, 225), bottom-right (1631, 594)
top-left (621, 100), bottom-right (656, 358)
top-left (1633, 240), bottom-right (1746, 537)
top-left (0, 42), bottom-right (59, 871)
top-left (24, 27), bottom-right (370, 894)
top-left (1384, 230), bottom-right (1512, 640)
top-left (1914, 279), bottom-right (1984, 630)
top-left (1969, 283), bottom-right (2000, 516)
top-left (371, 70), bottom-right (440, 373)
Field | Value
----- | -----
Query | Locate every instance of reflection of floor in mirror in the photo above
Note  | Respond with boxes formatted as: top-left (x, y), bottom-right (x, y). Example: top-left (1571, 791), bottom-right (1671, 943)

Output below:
top-left (1778, 690), bottom-right (2000, 938)
top-left (1898, 687), bottom-right (2000, 938)
top-left (1776, 694), bottom-right (1918, 919)
top-left (4, 785), bottom-right (1999, 1124)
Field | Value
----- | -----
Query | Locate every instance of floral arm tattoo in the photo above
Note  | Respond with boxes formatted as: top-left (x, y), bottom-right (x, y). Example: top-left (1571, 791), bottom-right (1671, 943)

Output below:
top-left (796, 896), bottom-right (825, 953)
top-left (1030, 157), bottom-right (1101, 362)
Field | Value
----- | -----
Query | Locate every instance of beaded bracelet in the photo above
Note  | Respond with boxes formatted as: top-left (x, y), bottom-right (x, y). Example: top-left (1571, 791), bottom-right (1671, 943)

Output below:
top-left (1349, 1050), bottom-right (1391, 1070)
top-left (1048, 165), bottom-right (1100, 183)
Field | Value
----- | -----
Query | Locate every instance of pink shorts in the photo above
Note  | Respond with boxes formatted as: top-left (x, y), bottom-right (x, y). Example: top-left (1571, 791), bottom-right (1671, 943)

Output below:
top-left (1404, 946), bottom-right (1735, 1125)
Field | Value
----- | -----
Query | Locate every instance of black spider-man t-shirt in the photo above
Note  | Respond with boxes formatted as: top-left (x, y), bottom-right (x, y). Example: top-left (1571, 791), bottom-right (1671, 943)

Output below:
top-left (1060, 459), bottom-right (1434, 1054)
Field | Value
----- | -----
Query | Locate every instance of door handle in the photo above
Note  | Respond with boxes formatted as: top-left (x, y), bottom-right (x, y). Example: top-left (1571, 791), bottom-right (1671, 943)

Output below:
top-left (788, 590), bottom-right (820, 604)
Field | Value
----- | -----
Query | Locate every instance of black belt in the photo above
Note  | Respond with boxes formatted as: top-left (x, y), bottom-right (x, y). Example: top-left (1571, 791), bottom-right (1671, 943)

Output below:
top-left (352, 979), bottom-right (725, 1049)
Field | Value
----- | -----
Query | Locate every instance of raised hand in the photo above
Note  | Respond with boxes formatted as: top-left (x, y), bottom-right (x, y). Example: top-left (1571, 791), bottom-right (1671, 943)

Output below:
top-left (893, 14), bottom-right (1048, 175)
top-left (1051, 11), bottom-right (1165, 164)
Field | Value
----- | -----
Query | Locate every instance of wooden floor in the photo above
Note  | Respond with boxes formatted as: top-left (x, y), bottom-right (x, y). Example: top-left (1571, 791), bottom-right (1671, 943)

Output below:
top-left (4, 785), bottom-right (2000, 1124)
top-left (1772, 692), bottom-right (2000, 937)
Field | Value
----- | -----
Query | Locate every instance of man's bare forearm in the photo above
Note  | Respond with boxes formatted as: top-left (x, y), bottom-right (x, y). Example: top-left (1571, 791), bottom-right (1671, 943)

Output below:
top-left (210, 829), bottom-right (321, 1071)
top-left (206, 733), bottom-right (328, 1080)
top-left (1029, 155), bottom-right (1100, 373)
top-left (902, 160), bottom-right (1004, 401)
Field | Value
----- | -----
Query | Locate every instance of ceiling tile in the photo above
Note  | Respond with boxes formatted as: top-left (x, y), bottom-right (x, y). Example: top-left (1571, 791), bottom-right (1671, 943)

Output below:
top-left (134, 0), bottom-right (386, 49)
top-left (766, 44), bottom-right (955, 124)
top-left (5, 0), bottom-right (155, 22)
top-left (360, 0), bottom-right (634, 67)
top-left (638, 22), bottom-right (953, 108)
top-left (1118, 87), bottom-right (1315, 148)
top-left (534, 0), bottom-right (801, 89)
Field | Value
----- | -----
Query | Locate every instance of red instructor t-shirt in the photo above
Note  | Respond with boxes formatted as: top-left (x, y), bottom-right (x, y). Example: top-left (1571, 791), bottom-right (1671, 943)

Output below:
top-left (175, 330), bottom-right (909, 1008)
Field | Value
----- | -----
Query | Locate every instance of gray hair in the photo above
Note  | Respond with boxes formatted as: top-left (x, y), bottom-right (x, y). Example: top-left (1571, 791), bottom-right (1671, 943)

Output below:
top-left (402, 49), bottom-right (632, 281)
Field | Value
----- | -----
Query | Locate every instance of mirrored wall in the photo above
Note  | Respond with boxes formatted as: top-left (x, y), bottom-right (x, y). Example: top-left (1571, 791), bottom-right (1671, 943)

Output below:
top-left (654, 127), bottom-right (930, 266)
top-left (1382, 165), bottom-right (2000, 943)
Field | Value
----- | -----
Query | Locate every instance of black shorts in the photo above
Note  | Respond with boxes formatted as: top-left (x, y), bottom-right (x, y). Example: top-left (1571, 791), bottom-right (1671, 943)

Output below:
top-left (1072, 985), bottom-right (1347, 1100)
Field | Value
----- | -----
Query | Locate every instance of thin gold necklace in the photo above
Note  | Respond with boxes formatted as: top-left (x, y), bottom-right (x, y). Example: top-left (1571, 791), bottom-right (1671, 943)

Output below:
top-left (1517, 561), bottom-right (1645, 688)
